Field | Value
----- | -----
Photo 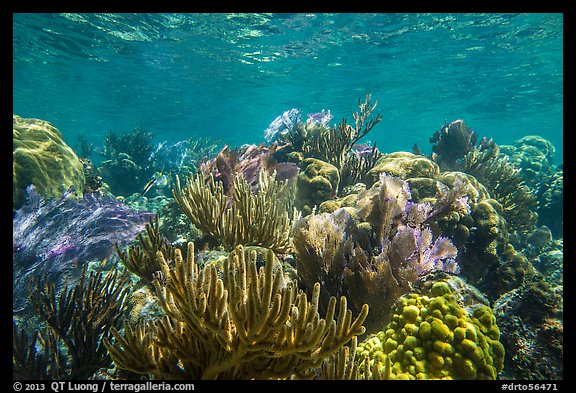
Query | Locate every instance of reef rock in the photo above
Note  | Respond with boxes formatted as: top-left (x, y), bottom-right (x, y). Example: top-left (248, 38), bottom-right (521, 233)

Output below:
top-left (13, 115), bottom-right (85, 209)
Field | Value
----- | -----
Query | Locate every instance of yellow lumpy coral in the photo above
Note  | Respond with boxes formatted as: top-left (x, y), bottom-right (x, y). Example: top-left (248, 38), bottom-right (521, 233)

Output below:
top-left (13, 115), bottom-right (85, 209)
top-left (356, 281), bottom-right (504, 380)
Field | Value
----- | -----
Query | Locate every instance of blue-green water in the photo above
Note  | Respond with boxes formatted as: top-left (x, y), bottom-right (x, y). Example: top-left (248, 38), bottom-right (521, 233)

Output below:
top-left (13, 13), bottom-right (563, 161)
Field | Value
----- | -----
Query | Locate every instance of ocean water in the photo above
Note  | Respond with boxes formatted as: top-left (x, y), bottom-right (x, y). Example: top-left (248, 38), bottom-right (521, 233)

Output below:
top-left (13, 13), bottom-right (563, 161)
top-left (13, 13), bottom-right (564, 381)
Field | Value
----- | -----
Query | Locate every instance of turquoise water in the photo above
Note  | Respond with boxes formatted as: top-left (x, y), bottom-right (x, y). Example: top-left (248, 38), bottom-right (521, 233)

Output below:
top-left (13, 13), bottom-right (563, 161)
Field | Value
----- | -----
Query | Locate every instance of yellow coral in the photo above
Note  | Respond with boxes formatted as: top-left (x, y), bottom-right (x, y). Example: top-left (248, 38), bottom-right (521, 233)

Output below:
top-left (13, 115), bottom-right (85, 209)
top-left (173, 170), bottom-right (297, 254)
top-left (105, 244), bottom-right (368, 379)
top-left (355, 281), bottom-right (504, 380)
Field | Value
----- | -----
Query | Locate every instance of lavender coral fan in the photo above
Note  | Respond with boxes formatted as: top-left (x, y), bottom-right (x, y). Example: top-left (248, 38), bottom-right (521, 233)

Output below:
top-left (293, 174), bottom-right (461, 334)
top-left (13, 186), bottom-right (152, 313)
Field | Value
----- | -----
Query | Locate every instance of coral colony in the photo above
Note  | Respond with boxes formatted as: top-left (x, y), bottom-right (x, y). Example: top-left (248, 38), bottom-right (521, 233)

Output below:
top-left (13, 95), bottom-right (563, 380)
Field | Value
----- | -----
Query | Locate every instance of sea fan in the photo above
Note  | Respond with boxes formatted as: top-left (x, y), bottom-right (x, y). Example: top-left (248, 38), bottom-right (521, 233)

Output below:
top-left (13, 185), bottom-right (152, 312)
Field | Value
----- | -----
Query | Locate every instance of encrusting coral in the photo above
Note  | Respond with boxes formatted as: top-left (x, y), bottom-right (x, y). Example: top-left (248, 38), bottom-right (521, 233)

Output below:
top-left (104, 244), bottom-right (369, 379)
top-left (295, 158), bottom-right (340, 216)
top-left (173, 170), bottom-right (297, 254)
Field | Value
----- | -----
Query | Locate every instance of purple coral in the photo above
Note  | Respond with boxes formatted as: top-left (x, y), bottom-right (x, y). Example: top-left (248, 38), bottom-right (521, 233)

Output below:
top-left (307, 109), bottom-right (333, 127)
top-left (13, 186), bottom-right (152, 312)
top-left (264, 108), bottom-right (302, 143)
top-left (395, 227), bottom-right (460, 276)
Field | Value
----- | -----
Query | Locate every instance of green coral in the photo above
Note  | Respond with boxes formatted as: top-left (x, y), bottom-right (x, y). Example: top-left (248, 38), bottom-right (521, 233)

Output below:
top-left (13, 115), bottom-right (86, 209)
top-left (355, 282), bottom-right (504, 380)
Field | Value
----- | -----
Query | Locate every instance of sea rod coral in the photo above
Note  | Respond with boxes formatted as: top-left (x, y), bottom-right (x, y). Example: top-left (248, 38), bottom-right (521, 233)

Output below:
top-left (104, 244), bottom-right (369, 379)
top-left (173, 170), bottom-right (297, 254)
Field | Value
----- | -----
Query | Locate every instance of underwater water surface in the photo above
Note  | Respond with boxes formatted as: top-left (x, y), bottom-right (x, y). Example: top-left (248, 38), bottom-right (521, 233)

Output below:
top-left (13, 12), bottom-right (564, 382)
top-left (13, 13), bottom-right (563, 160)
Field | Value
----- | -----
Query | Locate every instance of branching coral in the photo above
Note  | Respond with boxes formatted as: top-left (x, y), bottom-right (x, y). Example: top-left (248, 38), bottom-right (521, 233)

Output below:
top-left (114, 215), bottom-right (177, 283)
top-left (13, 322), bottom-right (54, 380)
top-left (14, 263), bottom-right (129, 379)
top-left (462, 138), bottom-right (538, 234)
top-left (173, 170), bottom-right (297, 254)
top-left (104, 244), bottom-right (368, 379)
top-left (339, 143), bottom-right (383, 194)
top-left (300, 94), bottom-right (382, 171)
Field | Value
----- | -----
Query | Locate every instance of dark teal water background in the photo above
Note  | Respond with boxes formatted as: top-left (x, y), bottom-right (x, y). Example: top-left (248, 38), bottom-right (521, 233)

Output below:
top-left (13, 13), bottom-right (563, 162)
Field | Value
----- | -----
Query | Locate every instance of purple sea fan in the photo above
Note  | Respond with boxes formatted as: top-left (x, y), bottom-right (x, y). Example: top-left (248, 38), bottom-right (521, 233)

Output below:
top-left (264, 108), bottom-right (302, 143)
top-left (13, 186), bottom-right (153, 312)
top-left (307, 109), bottom-right (333, 127)
top-left (391, 226), bottom-right (460, 277)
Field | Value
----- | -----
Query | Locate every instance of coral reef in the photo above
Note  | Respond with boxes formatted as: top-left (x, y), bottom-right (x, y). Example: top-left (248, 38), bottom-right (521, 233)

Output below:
top-left (499, 135), bottom-right (555, 189)
top-left (13, 114), bottom-right (86, 209)
top-left (104, 244), bottom-right (368, 379)
top-left (148, 136), bottom-right (221, 180)
top-left (115, 215), bottom-right (178, 283)
top-left (293, 174), bottom-right (461, 334)
top-left (462, 138), bottom-right (538, 235)
top-left (338, 143), bottom-right (383, 194)
top-left (97, 128), bottom-right (156, 196)
top-left (13, 185), bottom-right (152, 315)
top-left (366, 151), bottom-right (440, 187)
top-left (14, 263), bottom-right (128, 380)
top-left (536, 166), bottom-right (563, 238)
top-left (173, 170), bottom-right (297, 253)
top-left (200, 143), bottom-right (299, 195)
top-left (355, 281), bottom-right (505, 380)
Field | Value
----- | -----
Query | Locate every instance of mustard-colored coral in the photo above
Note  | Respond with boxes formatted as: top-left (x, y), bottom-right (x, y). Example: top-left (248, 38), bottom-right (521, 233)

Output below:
top-left (13, 114), bottom-right (85, 209)
top-left (104, 244), bottom-right (368, 379)
top-left (355, 281), bottom-right (504, 380)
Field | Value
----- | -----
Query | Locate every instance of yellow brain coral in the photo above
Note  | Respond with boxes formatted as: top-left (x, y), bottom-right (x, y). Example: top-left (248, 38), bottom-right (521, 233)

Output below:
top-left (356, 281), bottom-right (504, 380)
top-left (13, 115), bottom-right (85, 209)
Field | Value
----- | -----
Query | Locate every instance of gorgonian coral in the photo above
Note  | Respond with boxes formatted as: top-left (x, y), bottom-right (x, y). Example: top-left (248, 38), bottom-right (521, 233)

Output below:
top-left (104, 244), bottom-right (368, 379)
top-left (293, 174), bottom-right (461, 334)
top-left (13, 186), bottom-right (152, 313)
top-left (173, 170), bottom-right (297, 254)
